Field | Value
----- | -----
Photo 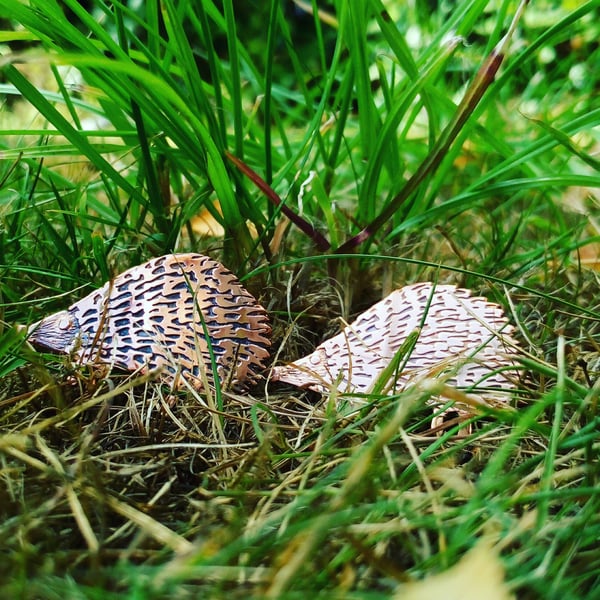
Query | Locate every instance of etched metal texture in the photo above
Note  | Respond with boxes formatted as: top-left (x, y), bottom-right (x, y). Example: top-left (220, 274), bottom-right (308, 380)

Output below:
top-left (270, 283), bottom-right (518, 399)
top-left (28, 254), bottom-right (271, 390)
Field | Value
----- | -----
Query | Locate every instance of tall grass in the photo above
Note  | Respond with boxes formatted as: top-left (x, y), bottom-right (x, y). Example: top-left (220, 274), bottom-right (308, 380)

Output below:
top-left (0, 0), bottom-right (599, 597)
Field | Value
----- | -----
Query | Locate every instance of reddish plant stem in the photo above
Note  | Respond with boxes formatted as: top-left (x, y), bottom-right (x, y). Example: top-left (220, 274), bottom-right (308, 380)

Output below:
top-left (335, 0), bottom-right (529, 254)
top-left (225, 151), bottom-right (331, 252)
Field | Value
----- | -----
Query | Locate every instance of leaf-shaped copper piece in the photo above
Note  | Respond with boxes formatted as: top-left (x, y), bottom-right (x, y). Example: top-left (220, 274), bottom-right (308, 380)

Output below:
top-left (271, 283), bottom-right (518, 401)
top-left (28, 254), bottom-right (271, 390)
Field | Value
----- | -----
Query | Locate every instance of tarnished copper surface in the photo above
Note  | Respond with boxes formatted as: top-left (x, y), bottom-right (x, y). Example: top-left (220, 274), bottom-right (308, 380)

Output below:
top-left (271, 283), bottom-right (518, 401)
top-left (28, 254), bottom-right (271, 390)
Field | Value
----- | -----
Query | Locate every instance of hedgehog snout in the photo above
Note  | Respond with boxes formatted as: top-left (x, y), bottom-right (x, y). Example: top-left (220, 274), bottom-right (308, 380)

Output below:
top-left (28, 310), bottom-right (81, 353)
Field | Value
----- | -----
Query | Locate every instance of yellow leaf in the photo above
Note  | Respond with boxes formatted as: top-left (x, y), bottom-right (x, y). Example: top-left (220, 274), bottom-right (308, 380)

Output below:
top-left (394, 541), bottom-right (514, 600)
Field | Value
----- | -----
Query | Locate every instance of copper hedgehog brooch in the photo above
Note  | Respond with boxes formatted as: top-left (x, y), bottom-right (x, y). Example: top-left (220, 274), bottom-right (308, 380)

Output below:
top-left (28, 254), bottom-right (271, 391)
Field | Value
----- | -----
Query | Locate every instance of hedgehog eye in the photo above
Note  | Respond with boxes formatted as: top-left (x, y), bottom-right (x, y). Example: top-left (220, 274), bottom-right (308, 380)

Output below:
top-left (57, 316), bottom-right (73, 330)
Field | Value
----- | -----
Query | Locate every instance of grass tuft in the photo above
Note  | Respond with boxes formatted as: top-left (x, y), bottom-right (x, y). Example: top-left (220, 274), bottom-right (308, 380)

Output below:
top-left (1, 0), bottom-right (599, 597)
